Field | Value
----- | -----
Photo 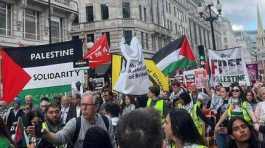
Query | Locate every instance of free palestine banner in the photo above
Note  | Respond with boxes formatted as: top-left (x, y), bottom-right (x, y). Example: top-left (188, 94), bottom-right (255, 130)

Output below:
top-left (4, 40), bottom-right (84, 104)
top-left (208, 48), bottom-right (250, 87)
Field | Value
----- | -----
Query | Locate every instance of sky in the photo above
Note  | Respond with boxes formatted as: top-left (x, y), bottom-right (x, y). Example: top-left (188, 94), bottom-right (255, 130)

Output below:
top-left (222, 0), bottom-right (259, 31)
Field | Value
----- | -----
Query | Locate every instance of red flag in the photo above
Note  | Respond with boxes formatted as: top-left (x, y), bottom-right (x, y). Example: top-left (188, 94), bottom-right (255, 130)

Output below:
top-left (179, 36), bottom-right (196, 61)
top-left (84, 34), bottom-right (111, 69)
top-left (1, 50), bottom-right (31, 103)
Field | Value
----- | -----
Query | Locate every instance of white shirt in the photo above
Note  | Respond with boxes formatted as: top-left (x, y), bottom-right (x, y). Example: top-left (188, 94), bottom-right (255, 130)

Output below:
top-left (61, 106), bottom-right (70, 124)
top-left (76, 106), bottom-right (81, 117)
top-left (255, 101), bottom-right (265, 124)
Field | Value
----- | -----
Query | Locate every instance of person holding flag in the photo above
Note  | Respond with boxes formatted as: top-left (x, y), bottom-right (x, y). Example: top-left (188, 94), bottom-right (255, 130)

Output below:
top-left (13, 117), bottom-right (29, 148)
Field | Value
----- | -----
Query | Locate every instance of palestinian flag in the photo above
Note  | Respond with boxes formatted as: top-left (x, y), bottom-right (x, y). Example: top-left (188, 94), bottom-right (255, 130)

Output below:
top-left (1, 50), bottom-right (31, 103)
top-left (152, 35), bottom-right (196, 76)
top-left (14, 117), bottom-right (29, 148)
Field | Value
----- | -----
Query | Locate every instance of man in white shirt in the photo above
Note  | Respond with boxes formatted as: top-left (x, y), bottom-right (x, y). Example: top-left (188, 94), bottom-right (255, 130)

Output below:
top-left (60, 96), bottom-right (71, 125)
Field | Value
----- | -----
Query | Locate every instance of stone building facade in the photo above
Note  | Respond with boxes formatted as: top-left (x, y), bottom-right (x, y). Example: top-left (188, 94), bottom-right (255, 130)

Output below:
top-left (0, 0), bottom-right (78, 47)
top-left (70, 0), bottom-right (223, 58)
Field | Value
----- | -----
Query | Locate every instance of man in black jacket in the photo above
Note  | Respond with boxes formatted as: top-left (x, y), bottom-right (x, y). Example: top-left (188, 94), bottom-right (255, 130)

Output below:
top-left (5, 97), bottom-right (25, 133)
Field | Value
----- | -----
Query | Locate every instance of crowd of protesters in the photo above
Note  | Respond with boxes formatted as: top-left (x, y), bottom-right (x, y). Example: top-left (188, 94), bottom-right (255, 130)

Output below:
top-left (1, 80), bottom-right (265, 148)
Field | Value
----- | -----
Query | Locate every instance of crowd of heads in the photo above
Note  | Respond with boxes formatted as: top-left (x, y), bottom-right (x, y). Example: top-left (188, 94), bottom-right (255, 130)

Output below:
top-left (1, 80), bottom-right (265, 148)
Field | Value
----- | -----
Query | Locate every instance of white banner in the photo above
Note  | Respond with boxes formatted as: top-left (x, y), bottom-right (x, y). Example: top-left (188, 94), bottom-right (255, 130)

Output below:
top-left (24, 63), bottom-right (84, 89)
top-left (208, 48), bottom-right (250, 87)
top-left (114, 37), bottom-right (152, 95)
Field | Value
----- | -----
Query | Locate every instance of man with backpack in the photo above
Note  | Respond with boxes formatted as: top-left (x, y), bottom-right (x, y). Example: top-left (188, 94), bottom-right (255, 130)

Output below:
top-left (40, 91), bottom-right (114, 148)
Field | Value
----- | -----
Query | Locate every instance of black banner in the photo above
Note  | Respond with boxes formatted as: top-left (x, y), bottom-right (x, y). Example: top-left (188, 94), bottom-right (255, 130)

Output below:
top-left (5, 40), bottom-right (83, 68)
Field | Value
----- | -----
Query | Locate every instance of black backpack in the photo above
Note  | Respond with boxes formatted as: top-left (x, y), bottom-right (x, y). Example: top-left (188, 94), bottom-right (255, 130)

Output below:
top-left (68, 114), bottom-right (110, 147)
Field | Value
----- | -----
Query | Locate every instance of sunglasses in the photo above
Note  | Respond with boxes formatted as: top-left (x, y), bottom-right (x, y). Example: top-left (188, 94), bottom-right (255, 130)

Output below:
top-left (232, 89), bottom-right (240, 92)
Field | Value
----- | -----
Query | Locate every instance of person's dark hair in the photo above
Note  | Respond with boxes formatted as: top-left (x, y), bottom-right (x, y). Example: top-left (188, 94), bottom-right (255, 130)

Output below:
top-left (103, 89), bottom-right (113, 97)
top-left (149, 86), bottom-right (160, 97)
top-left (172, 80), bottom-right (181, 87)
top-left (83, 126), bottom-right (113, 148)
top-left (53, 95), bottom-right (62, 106)
top-left (40, 97), bottom-right (49, 103)
top-left (168, 109), bottom-right (205, 145)
top-left (121, 95), bottom-right (136, 110)
top-left (75, 81), bottom-right (82, 91)
top-left (104, 103), bottom-right (121, 117)
top-left (45, 103), bottom-right (60, 113)
top-left (243, 89), bottom-right (256, 103)
top-left (230, 85), bottom-right (244, 101)
top-left (117, 108), bottom-right (162, 148)
top-left (74, 93), bottom-right (81, 100)
top-left (0, 117), bottom-right (14, 146)
top-left (178, 91), bottom-right (191, 105)
top-left (227, 117), bottom-right (259, 148)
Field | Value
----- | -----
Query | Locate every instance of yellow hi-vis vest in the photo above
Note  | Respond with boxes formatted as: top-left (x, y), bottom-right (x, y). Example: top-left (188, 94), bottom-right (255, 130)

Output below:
top-left (227, 101), bottom-right (252, 124)
top-left (191, 101), bottom-right (205, 137)
top-left (146, 98), bottom-right (164, 117)
top-left (42, 122), bottom-right (48, 130)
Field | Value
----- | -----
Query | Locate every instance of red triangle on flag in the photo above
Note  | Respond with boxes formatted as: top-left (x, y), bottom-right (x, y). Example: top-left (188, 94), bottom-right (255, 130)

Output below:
top-left (179, 36), bottom-right (196, 61)
top-left (1, 50), bottom-right (31, 103)
top-left (84, 34), bottom-right (111, 69)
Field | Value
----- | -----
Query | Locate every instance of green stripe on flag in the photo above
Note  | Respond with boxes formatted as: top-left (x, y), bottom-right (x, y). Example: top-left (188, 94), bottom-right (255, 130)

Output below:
top-left (162, 58), bottom-right (196, 76)
top-left (19, 85), bottom-right (71, 106)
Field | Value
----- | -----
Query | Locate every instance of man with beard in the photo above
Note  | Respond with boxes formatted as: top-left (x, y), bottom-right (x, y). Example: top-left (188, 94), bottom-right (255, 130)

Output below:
top-left (36, 103), bottom-right (64, 148)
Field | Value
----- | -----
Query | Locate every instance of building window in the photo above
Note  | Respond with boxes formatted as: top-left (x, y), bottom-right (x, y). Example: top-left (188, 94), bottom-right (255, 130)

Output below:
top-left (156, 0), bottom-right (160, 25)
top-left (193, 23), bottom-right (197, 45)
top-left (102, 32), bottom-right (111, 45)
top-left (174, 6), bottom-right (176, 16)
top-left (24, 9), bottom-right (40, 40)
top-left (144, 7), bottom-right (147, 22)
top-left (101, 4), bottom-right (109, 20)
top-left (141, 32), bottom-right (144, 48)
top-left (165, 1), bottom-right (168, 12)
top-left (123, 30), bottom-right (132, 44)
top-left (122, 2), bottom-right (130, 18)
top-left (146, 33), bottom-right (149, 50)
top-left (87, 33), bottom-right (94, 43)
top-left (139, 5), bottom-right (142, 20)
top-left (224, 37), bottom-right (228, 42)
top-left (150, 1), bottom-right (154, 23)
top-left (168, 3), bottom-right (171, 14)
top-left (72, 35), bottom-right (79, 40)
top-left (199, 27), bottom-right (202, 44)
top-left (51, 17), bottom-right (63, 43)
top-left (72, 15), bottom-right (79, 25)
top-left (86, 6), bottom-right (94, 22)
top-left (152, 34), bottom-right (156, 50)
top-left (0, 2), bottom-right (11, 36)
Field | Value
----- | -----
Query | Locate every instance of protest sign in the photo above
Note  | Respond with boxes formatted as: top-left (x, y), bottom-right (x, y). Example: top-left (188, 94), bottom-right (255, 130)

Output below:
top-left (5, 40), bottom-right (84, 104)
top-left (208, 48), bottom-right (250, 87)
top-left (194, 68), bottom-right (208, 88)
top-left (114, 37), bottom-right (152, 95)
top-left (183, 69), bottom-right (195, 89)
